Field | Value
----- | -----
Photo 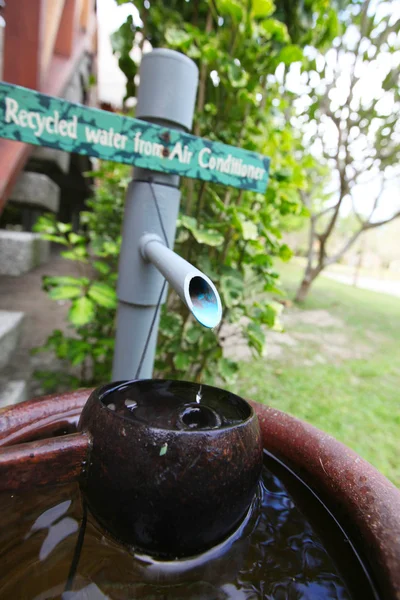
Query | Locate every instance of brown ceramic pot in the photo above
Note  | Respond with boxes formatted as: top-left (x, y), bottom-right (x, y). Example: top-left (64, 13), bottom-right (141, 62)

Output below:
top-left (0, 388), bottom-right (399, 598)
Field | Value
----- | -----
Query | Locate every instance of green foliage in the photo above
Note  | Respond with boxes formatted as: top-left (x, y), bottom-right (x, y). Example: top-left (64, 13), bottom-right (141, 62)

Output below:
top-left (33, 162), bottom-right (129, 390)
top-left (36, 0), bottom-right (337, 390)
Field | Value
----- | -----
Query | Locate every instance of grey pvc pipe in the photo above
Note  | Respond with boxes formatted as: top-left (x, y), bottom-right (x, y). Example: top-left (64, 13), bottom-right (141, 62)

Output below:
top-left (136, 49), bottom-right (198, 130)
top-left (112, 49), bottom-right (199, 381)
top-left (141, 234), bottom-right (222, 329)
top-left (113, 302), bottom-right (161, 382)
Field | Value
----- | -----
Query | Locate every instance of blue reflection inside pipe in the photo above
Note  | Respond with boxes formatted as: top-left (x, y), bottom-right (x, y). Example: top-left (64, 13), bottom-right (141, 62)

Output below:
top-left (189, 276), bottom-right (220, 328)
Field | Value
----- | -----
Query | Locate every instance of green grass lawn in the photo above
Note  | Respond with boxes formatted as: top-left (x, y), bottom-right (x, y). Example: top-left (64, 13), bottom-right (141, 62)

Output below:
top-left (236, 262), bottom-right (400, 488)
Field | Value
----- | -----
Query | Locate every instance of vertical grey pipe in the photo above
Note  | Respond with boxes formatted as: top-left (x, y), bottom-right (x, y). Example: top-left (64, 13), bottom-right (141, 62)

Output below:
top-left (112, 50), bottom-right (199, 381)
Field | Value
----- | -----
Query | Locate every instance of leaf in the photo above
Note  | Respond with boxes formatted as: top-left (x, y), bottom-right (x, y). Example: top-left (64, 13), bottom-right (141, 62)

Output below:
top-left (227, 63), bottom-right (249, 89)
top-left (160, 313), bottom-right (183, 339)
top-left (165, 28), bottom-right (191, 48)
top-left (71, 351), bottom-right (88, 366)
top-left (69, 233), bottom-right (86, 245)
top-left (220, 274), bottom-right (244, 308)
top-left (57, 222), bottom-right (72, 234)
top-left (263, 283), bottom-right (283, 295)
top-left (252, 0), bottom-right (274, 18)
top-left (246, 322), bottom-right (265, 355)
top-left (192, 229), bottom-right (224, 246)
top-left (252, 253), bottom-right (272, 267)
top-left (240, 219), bottom-right (258, 240)
top-left (277, 45), bottom-right (303, 66)
top-left (260, 19), bottom-right (289, 42)
top-left (93, 261), bottom-right (111, 275)
top-left (254, 302), bottom-right (276, 327)
top-left (180, 215), bottom-right (224, 247)
top-left (184, 325), bottom-right (202, 344)
top-left (61, 246), bottom-right (88, 261)
top-left (102, 241), bottom-right (120, 256)
top-left (33, 214), bottom-right (57, 234)
top-left (216, 0), bottom-right (243, 21)
top-left (208, 188), bottom-right (225, 211)
top-left (180, 215), bottom-right (197, 231)
top-left (40, 234), bottom-right (68, 245)
top-left (49, 286), bottom-right (82, 301)
top-left (202, 44), bottom-right (219, 63)
top-left (279, 244), bottom-right (293, 262)
top-left (88, 282), bottom-right (117, 309)
top-left (44, 276), bottom-right (83, 287)
top-left (159, 443), bottom-right (168, 456)
top-left (187, 44), bottom-right (201, 59)
top-left (69, 297), bottom-right (95, 327)
top-left (173, 352), bottom-right (191, 370)
top-left (218, 358), bottom-right (238, 382)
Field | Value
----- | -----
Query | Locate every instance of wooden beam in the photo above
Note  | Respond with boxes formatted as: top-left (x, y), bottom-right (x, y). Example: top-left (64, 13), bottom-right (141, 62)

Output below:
top-left (45, 13), bottom-right (96, 97)
top-left (54, 0), bottom-right (78, 58)
top-left (0, 2), bottom-right (97, 214)
top-left (3, 0), bottom-right (45, 89)
top-left (0, 0), bottom-right (46, 212)
top-left (80, 0), bottom-right (94, 31)
top-left (41, 0), bottom-right (66, 79)
top-left (0, 433), bottom-right (90, 492)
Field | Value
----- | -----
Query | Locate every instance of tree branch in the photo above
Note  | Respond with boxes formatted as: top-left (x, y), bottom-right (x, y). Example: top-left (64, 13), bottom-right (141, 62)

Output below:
top-left (314, 205), bottom-right (336, 220)
top-left (320, 193), bottom-right (345, 242)
top-left (351, 195), bottom-right (366, 227)
top-left (307, 215), bottom-right (316, 270)
top-left (364, 210), bottom-right (400, 230)
top-left (367, 178), bottom-right (385, 221)
top-left (325, 204), bottom-right (400, 267)
top-left (325, 228), bottom-right (365, 267)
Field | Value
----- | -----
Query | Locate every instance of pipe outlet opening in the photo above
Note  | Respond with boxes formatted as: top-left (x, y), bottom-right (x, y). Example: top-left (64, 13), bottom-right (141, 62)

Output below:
top-left (188, 276), bottom-right (222, 328)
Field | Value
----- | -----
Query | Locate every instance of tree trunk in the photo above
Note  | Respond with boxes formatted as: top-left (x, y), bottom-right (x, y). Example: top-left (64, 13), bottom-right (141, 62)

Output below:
top-left (295, 268), bottom-right (320, 303)
top-left (294, 216), bottom-right (321, 303)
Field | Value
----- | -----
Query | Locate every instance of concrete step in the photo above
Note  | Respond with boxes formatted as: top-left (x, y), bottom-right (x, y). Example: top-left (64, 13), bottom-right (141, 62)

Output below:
top-left (30, 146), bottom-right (71, 175)
top-left (9, 171), bottom-right (60, 213)
top-left (0, 230), bottom-right (50, 275)
top-left (0, 380), bottom-right (28, 409)
top-left (0, 310), bottom-right (24, 369)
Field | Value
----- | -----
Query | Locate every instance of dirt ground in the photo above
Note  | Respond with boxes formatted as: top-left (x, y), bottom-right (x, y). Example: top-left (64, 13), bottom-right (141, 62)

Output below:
top-left (222, 307), bottom-right (372, 366)
top-left (0, 251), bottom-right (82, 396)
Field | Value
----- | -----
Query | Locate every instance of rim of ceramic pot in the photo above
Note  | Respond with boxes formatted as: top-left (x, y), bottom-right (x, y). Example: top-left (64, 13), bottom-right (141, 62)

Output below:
top-left (89, 379), bottom-right (256, 434)
top-left (0, 389), bottom-right (399, 598)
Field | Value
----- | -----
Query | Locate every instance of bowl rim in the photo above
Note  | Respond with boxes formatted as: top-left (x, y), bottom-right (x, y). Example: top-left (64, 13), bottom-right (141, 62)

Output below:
top-left (92, 378), bottom-right (256, 433)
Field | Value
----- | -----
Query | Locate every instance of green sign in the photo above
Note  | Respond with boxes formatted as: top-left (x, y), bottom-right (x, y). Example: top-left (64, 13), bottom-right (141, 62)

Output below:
top-left (0, 82), bottom-right (270, 193)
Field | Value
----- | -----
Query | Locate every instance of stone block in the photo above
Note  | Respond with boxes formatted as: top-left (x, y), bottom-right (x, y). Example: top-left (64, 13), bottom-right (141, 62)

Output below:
top-left (0, 230), bottom-right (50, 276)
top-left (10, 171), bottom-right (60, 213)
top-left (0, 310), bottom-right (24, 370)
top-left (31, 146), bottom-right (71, 174)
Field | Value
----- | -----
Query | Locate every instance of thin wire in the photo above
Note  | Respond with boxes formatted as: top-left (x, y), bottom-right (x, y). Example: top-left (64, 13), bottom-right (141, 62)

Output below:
top-left (148, 178), bottom-right (170, 248)
top-left (135, 179), bottom-right (170, 379)
top-left (135, 279), bottom-right (167, 379)
top-left (64, 500), bottom-right (88, 593)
